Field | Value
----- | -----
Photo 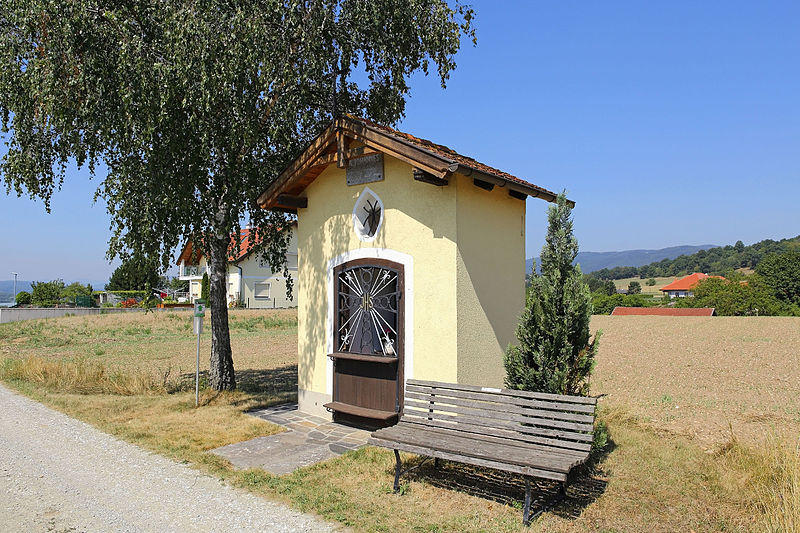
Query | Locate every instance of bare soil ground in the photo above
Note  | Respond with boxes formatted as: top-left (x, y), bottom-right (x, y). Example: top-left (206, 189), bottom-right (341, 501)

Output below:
top-left (591, 315), bottom-right (800, 446)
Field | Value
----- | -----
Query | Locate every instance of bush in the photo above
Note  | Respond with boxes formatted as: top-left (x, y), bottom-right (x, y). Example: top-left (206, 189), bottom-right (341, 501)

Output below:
top-left (592, 293), bottom-right (651, 315)
top-left (30, 279), bottom-right (65, 307)
top-left (646, 278), bottom-right (657, 286)
top-left (120, 298), bottom-right (139, 308)
top-left (15, 291), bottom-right (31, 305)
top-left (627, 281), bottom-right (642, 294)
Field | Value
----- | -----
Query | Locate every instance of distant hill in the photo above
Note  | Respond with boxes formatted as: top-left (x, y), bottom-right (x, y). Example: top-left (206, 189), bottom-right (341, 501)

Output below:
top-left (0, 280), bottom-right (33, 303)
top-left (590, 235), bottom-right (800, 280)
top-left (525, 245), bottom-right (718, 275)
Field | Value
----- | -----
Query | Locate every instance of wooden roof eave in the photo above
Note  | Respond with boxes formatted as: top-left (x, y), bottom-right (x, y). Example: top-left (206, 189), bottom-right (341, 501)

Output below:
top-left (257, 121), bottom-right (339, 209)
top-left (257, 116), bottom-right (572, 209)
top-left (257, 117), bottom-right (456, 210)
top-left (447, 163), bottom-right (571, 206)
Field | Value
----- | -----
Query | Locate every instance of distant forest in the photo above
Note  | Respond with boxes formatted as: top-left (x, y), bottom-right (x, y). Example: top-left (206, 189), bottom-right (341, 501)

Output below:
top-left (590, 235), bottom-right (800, 280)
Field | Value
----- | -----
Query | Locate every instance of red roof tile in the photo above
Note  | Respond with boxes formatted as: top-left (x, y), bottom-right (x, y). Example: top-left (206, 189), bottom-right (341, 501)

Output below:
top-left (176, 223), bottom-right (294, 266)
top-left (610, 307), bottom-right (716, 316)
top-left (660, 273), bottom-right (725, 292)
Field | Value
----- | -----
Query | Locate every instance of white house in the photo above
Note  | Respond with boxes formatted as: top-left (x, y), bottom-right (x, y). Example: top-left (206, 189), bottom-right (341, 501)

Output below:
top-left (176, 224), bottom-right (298, 309)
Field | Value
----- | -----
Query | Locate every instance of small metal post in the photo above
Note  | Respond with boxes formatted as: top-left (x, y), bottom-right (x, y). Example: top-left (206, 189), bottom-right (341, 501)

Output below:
top-left (195, 325), bottom-right (200, 407)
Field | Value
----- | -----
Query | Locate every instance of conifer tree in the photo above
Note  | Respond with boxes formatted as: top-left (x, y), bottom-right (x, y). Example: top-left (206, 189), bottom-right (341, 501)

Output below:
top-left (504, 193), bottom-right (600, 396)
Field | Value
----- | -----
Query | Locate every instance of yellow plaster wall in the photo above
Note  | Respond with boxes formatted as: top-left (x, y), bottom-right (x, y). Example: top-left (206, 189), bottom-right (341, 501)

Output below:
top-left (297, 156), bottom-right (459, 400)
top-left (455, 176), bottom-right (526, 387)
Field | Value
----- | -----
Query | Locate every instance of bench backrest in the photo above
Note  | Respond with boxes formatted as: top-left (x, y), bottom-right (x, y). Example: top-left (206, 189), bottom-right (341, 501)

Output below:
top-left (402, 379), bottom-right (597, 454)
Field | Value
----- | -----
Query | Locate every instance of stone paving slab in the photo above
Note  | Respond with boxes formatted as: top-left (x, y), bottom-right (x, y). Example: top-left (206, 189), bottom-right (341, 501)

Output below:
top-left (211, 404), bottom-right (370, 475)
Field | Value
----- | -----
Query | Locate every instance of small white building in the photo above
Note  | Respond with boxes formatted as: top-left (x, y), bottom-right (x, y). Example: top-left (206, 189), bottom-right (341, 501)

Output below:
top-left (176, 224), bottom-right (298, 309)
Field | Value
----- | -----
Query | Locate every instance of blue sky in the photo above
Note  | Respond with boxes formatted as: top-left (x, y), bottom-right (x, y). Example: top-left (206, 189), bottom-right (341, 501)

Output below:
top-left (1, 1), bottom-right (799, 284)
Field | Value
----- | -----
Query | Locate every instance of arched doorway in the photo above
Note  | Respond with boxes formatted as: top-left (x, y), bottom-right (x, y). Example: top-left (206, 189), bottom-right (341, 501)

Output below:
top-left (324, 258), bottom-right (404, 426)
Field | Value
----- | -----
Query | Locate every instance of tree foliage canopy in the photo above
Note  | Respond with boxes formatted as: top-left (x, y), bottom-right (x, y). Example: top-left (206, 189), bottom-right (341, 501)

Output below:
top-left (505, 193), bottom-right (599, 396)
top-left (30, 279), bottom-right (64, 306)
top-left (1, 0), bottom-right (475, 267)
top-left (106, 255), bottom-right (161, 291)
top-left (755, 250), bottom-right (800, 306)
top-left (674, 277), bottom-right (800, 316)
top-left (1, 0), bottom-right (476, 389)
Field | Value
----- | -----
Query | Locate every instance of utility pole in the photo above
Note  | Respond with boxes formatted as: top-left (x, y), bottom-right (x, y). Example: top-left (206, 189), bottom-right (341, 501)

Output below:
top-left (11, 272), bottom-right (18, 302)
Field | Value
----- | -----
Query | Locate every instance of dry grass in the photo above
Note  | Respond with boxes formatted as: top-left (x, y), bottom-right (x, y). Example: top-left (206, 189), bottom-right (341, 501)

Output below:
top-left (0, 356), bottom-right (175, 395)
top-left (591, 315), bottom-right (800, 446)
top-left (1, 311), bottom-right (798, 531)
top-left (723, 435), bottom-right (800, 532)
top-left (0, 309), bottom-right (298, 383)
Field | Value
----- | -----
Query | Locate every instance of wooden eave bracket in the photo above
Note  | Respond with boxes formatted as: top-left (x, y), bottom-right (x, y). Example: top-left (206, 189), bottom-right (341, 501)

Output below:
top-left (413, 168), bottom-right (449, 186)
top-left (276, 194), bottom-right (307, 209)
top-left (342, 126), bottom-right (451, 180)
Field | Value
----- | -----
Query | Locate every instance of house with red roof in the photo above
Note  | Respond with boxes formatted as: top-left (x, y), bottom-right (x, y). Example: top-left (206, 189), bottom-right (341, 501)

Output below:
top-left (176, 223), bottom-right (297, 308)
top-left (660, 272), bottom-right (724, 299)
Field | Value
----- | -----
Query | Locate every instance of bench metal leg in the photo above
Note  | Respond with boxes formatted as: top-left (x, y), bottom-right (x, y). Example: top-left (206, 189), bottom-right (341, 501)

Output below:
top-left (393, 450), bottom-right (402, 493)
top-left (523, 477), bottom-right (532, 526)
top-left (392, 451), bottom-right (433, 493)
top-left (522, 479), bottom-right (568, 526)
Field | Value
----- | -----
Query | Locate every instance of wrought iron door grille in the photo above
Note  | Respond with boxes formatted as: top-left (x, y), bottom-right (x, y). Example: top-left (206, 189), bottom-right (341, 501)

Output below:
top-left (337, 266), bottom-right (399, 356)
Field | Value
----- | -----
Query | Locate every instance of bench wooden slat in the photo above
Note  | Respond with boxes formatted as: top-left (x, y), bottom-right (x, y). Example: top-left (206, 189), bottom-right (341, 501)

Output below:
top-left (367, 436), bottom-right (568, 482)
top-left (370, 379), bottom-right (597, 525)
top-left (403, 409), bottom-right (594, 443)
top-left (404, 390), bottom-right (596, 424)
top-left (405, 384), bottom-right (597, 415)
top-left (408, 379), bottom-right (597, 406)
top-left (400, 417), bottom-right (592, 453)
top-left (403, 398), bottom-right (595, 433)
top-left (372, 424), bottom-right (578, 473)
top-left (393, 421), bottom-right (588, 461)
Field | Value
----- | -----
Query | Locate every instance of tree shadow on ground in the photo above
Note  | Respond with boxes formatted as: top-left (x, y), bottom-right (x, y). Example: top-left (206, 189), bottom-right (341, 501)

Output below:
top-left (177, 365), bottom-right (298, 407)
top-left (403, 438), bottom-right (616, 520)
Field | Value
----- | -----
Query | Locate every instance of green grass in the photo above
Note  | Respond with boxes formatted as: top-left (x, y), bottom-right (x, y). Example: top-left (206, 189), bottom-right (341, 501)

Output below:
top-left (613, 276), bottom-right (676, 295)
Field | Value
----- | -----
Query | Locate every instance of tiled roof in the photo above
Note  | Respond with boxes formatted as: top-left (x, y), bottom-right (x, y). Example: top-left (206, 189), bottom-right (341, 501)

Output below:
top-left (176, 224), bottom-right (293, 266)
top-left (611, 307), bottom-right (717, 316)
top-left (349, 115), bottom-right (558, 199)
top-left (659, 273), bottom-right (725, 292)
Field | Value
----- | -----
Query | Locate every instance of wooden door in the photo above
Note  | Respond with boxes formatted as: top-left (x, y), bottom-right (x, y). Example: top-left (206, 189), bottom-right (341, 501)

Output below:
top-left (325, 258), bottom-right (404, 427)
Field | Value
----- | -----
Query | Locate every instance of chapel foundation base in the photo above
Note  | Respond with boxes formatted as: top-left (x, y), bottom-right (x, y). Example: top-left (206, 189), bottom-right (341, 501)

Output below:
top-left (297, 388), bottom-right (333, 420)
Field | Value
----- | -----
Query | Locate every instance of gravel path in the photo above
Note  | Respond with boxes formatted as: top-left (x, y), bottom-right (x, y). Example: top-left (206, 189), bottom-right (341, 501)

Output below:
top-left (0, 384), bottom-right (339, 533)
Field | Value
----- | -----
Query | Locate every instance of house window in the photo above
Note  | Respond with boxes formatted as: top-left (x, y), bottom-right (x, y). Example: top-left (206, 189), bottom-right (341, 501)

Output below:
top-left (254, 282), bottom-right (271, 299)
top-left (286, 253), bottom-right (298, 269)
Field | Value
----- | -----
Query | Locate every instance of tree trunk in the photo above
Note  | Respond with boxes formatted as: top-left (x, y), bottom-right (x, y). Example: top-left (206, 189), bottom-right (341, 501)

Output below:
top-left (208, 232), bottom-right (236, 390)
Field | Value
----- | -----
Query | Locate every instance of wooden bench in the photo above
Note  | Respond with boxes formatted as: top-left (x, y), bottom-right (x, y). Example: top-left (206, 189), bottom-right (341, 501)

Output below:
top-left (368, 379), bottom-right (597, 525)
